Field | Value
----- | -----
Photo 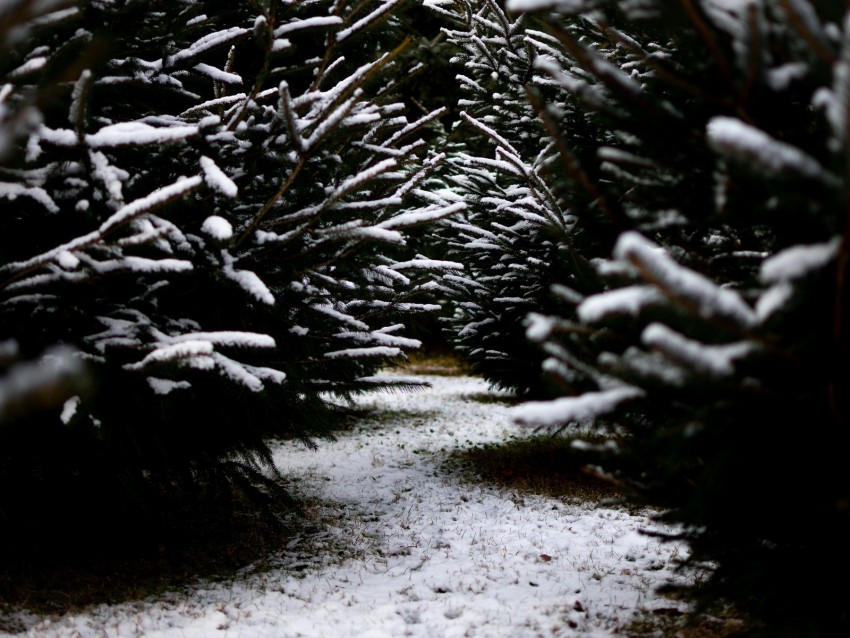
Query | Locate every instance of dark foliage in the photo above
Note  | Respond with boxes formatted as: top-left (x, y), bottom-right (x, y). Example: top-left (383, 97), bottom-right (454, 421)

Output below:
top-left (437, 0), bottom-right (850, 635)
top-left (0, 0), bottom-right (458, 562)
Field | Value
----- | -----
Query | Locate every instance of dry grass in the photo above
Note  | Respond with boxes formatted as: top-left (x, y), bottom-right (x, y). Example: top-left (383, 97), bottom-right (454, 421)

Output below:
top-left (627, 604), bottom-right (756, 637)
top-left (444, 434), bottom-right (625, 504)
top-left (400, 350), bottom-right (472, 376)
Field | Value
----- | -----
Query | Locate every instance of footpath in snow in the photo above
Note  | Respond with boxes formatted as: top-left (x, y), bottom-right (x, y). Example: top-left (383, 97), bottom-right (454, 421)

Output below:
top-left (7, 372), bottom-right (691, 638)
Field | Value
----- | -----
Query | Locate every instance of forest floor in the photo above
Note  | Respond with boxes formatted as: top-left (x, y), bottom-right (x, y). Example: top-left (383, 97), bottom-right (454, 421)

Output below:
top-left (0, 360), bottom-right (749, 637)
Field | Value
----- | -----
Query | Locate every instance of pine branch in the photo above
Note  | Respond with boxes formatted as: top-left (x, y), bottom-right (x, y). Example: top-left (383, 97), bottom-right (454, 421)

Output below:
top-left (738, 3), bottom-right (762, 110)
top-left (777, 0), bottom-right (836, 64)
top-left (0, 175), bottom-right (204, 289)
top-left (524, 85), bottom-right (621, 233)
top-left (542, 18), bottom-right (672, 122)
top-left (597, 23), bottom-right (735, 111)
top-left (679, 0), bottom-right (737, 93)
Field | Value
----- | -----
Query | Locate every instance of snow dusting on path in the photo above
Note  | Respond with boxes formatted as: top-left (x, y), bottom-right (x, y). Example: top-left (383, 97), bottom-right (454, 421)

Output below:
top-left (8, 373), bottom-right (692, 638)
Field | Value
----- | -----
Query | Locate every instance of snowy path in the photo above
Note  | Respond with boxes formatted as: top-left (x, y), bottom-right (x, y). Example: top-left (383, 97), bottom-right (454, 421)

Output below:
top-left (8, 373), bottom-right (691, 638)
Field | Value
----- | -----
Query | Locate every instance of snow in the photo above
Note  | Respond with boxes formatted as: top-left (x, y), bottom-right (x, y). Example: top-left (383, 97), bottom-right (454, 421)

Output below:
top-left (273, 16), bottom-right (343, 37)
top-left (123, 340), bottom-right (214, 371)
top-left (641, 323), bottom-right (754, 378)
top-left (85, 256), bottom-right (193, 274)
top-left (577, 285), bottom-right (664, 323)
top-left (89, 150), bottom-right (128, 203)
top-left (759, 236), bottom-right (841, 283)
top-left (755, 283), bottom-right (793, 322)
top-left (391, 258), bottom-right (464, 271)
top-left (324, 346), bottom-right (403, 359)
top-left (59, 396), bottom-right (80, 424)
top-left (551, 283), bottom-right (584, 305)
top-left (200, 156), bottom-right (238, 198)
top-left (1, 172), bottom-right (201, 276)
top-left (512, 386), bottom-right (645, 429)
top-left (612, 232), bottom-right (757, 328)
top-left (100, 176), bottom-right (203, 234)
top-left (337, 330), bottom-right (421, 349)
top-left (341, 113), bottom-right (381, 127)
top-left (335, 0), bottom-right (402, 43)
top-left (766, 62), bottom-right (808, 91)
top-left (0, 182), bottom-right (59, 213)
top-left (86, 122), bottom-right (199, 148)
top-left (524, 312), bottom-right (555, 342)
top-left (162, 331), bottom-right (275, 349)
top-left (210, 352), bottom-right (268, 391)
top-left (706, 116), bottom-right (827, 181)
top-left (504, 0), bottom-right (588, 13)
top-left (166, 27), bottom-right (249, 66)
top-left (28, 6), bottom-right (80, 28)
top-left (333, 197), bottom-right (403, 211)
top-left (56, 251), bottom-right (80, 270)
top-left (375, 265), bottom-right (410, 284)
top-left (240, 362), bottom-right (287, 385)
top-left (5, 372), bottom-right (693, 637)
top-left (459, 112), bottom-right (520, 157)
top-left (221, 251), bottom-right (275, 305)
top-left (181, 94), bottom-right (246, 117)
top-left (200, 215), bottom-right (234, 241)
top-left (303, 94), bottom-right (360, 151)
top-left (328, 159), bottom-right (397, 201)
top-left (311, 303), bottom-right (369, 331)
top-left (193, 63), bottom-right (242, 85)
top-left (6, 57), bottom-right (47, 79)
top-left (147, 377), bottom-right (192, 395)
top-left (69, 70), bottom-right (91, 129)
top-left (336, 225), bottom-right (404, 244)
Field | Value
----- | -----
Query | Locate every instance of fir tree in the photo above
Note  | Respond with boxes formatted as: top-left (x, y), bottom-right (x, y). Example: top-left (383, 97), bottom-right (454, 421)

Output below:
top-left (495, 1), bottom-right (850, 635)
top-left (0, 0), bottom-right (459, 559)
top-left (426, 0), bottom-right (595, 396)
top-left (0, 1), bottom-right (90, 429)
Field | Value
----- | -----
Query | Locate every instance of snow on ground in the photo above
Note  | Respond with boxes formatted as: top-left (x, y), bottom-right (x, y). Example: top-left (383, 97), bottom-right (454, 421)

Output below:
top-left (6, 372), bottom-right (694, 638)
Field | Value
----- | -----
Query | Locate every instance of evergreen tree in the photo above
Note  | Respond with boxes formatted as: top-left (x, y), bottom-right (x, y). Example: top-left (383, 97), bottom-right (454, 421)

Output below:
top-left (492, 1), bottom-right (850, 634)
top-left (426, 0), bottom-right (594, 396)
top-left (0, 0), bottom-right (460, 559)
top-left (0, 1), bottom-right (90, 429)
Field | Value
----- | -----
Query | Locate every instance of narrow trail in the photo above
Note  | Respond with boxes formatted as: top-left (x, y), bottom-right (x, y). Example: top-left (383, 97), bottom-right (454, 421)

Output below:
top-left (9, 373), bottom-right (690, 638)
